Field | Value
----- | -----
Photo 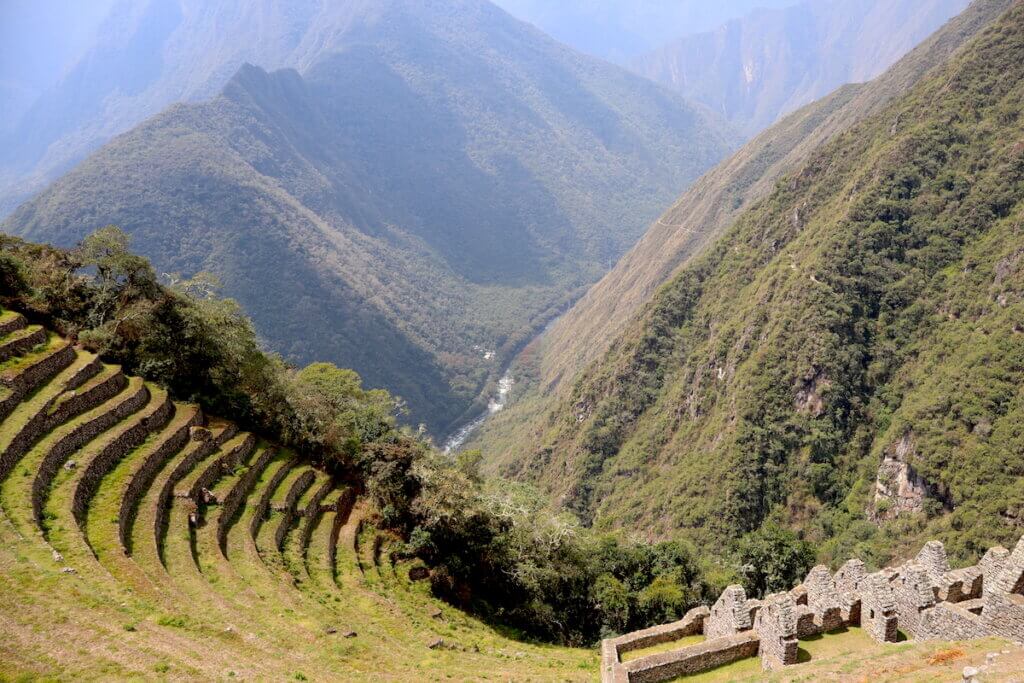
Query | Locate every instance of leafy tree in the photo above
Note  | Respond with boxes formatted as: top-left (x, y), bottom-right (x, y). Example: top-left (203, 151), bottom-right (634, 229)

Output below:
top-left (737, 523), bottom-right (814, 598)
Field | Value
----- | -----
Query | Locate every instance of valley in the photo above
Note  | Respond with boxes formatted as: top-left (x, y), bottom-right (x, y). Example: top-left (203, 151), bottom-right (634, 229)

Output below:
top-left (3, 0), bottom-right (1024, 680)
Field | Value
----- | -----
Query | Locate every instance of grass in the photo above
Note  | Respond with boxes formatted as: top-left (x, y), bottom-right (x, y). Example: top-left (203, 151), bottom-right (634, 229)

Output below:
top-left (620, 634), bottom-right (705, 662)
top-left (662, 629), bottom-right (1014, 682)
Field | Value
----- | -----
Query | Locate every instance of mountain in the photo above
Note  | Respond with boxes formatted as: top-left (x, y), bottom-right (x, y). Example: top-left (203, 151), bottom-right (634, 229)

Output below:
top-left (2, 0), bottom-right (734, 436)
top-left (473, 0), bottom-right (1012, 459)
top-left (0, 0), bottom-right (383, 216)
top-left (473, 0), bottom-right (1024, 567)
top-left (632, 0), bottom-right (972, 137)
top-left (489, 0), bottom-right (800, 64)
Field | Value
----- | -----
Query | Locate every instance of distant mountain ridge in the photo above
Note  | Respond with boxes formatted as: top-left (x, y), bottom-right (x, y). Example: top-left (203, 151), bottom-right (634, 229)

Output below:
top-left (632, 0), bottom-right (971, 137)
top-left (0, 0), bottom-right (393, 216)
top-left (490, 0), bottom-right (800, 64)
top-left (3, 0), bottom-right (734, 436)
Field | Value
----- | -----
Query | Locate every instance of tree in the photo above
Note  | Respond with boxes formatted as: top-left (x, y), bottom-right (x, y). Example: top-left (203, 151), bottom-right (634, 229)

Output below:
top-left (737, 522), bottom-right (814, 598)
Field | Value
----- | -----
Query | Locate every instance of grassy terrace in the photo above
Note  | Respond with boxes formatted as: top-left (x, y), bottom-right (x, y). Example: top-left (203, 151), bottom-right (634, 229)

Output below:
top-left (621, 634), bottom-right (705, 662)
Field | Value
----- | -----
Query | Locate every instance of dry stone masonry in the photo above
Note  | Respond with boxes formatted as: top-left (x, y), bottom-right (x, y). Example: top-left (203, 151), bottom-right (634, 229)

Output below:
top-left (601, 536), bottom-right (1024, 682)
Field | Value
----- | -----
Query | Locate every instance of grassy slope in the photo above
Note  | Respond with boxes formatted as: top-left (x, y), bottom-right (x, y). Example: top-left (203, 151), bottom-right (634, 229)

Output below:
top-left (2, 0), bottom-right (734, 438)
top-left (469, 0), bottom-right (1014, 465)
top-left (476, 1), bottom-right (1024, 569)
top-left (0, 317), bottom-right (595, 681)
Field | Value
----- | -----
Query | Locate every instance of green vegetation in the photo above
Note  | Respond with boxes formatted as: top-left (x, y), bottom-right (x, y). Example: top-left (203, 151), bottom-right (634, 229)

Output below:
top-left (474, 0), bottom-right (1013, 473)
top-left (476, 0), bottom-right (1024, 573)
top-left (2, 0), bottom-right (735, 437)
top-left (0, 230), bottom-right (730, 646)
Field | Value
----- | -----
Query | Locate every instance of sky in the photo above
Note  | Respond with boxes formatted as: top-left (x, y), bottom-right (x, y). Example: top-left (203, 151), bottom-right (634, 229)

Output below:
top-left (0, 0), bottom-right (117, 94)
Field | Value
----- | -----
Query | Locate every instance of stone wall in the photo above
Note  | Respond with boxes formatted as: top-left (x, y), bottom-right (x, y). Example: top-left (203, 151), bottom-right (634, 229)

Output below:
top-left (705, 585), bottom-right (751, 638)
top-left (118, 407), bottom-right (202, 553)
top-left (250, 457), bottom-right (297, 541)
top-left (834, 558), bottom-right (867, 595)
top-left (0, 343), bottom-right (76, 422)
top-left (0, 312), bottom-right (26, 336)
top-left (803, 565), bottom-right (843, 632)
top-left (0, 362), bottom-right (114, 484)
top-left (622, 632), bottom-right (760, 683)
top-left (327, 488), bottom-right (357, 582)
top-left (922, 602), bottom-right (989, 640)
top-left (32, 380), bottom-right (149, 529)
top-left (217, 447), bottom-right (276, 555)
top-left (1, 341), bottom-right (75, 392)
top-left (610, 607), bottom-right (708, 657)
top-left (274, 468), bottom-right (315, 551)
top-left (299, 478), bottom-right (336, 555)
top-left (0, 326), bottom-right (47, 362)
top-left (893, 563), bottom-right (937, 640)
top-left (155, 425), bottom-right (235, 564)
top-left (754, 592), bottom-right (799, 670)
top-left (71, 393), bottom-right (174, 534)
top-left (600, 535), bottom-right (1024, 683)
top-left (980, 546), bottom-right (1010, 595)
top-left (859, 572), bottom-right (897, 642)
top-left (188, 433), bottom-right (256, 524)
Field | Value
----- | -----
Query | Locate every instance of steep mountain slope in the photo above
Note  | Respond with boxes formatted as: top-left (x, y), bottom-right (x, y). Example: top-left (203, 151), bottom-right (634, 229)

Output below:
top-left (3, 0), bottom-right (733, 436)
top-left (473, 0), bottom-right (1011, 458)
top-left (633, 0), bottom-right (971, 137)
top-left (478, 0), bottom-right (1024, 568)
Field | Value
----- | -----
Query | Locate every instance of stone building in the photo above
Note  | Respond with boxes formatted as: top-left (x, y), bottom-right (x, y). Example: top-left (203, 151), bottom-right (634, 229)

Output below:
top-left (860, 572), bottom-right (898, 642)
top-left (754, 592), bottom-right (799, 670)
top-left (704, 585), bottom-right (752, 638)
top-left (601, 535), bottom-right (1024, 683)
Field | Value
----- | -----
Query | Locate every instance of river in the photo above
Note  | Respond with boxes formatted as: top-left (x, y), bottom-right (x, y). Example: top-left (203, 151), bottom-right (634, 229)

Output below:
top-left (442, 370), bottom-right (514, 453)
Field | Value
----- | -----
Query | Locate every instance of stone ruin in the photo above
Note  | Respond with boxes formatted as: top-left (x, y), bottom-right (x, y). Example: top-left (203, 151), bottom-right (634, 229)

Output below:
top-left (601, 535), bottom-right (1024, 683)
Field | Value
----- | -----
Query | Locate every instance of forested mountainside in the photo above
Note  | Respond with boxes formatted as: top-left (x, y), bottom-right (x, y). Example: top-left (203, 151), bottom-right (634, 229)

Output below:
top-left (472, 0), bottom-right (1012, 465)
top-left (2, 0), bottom-right (733, 437)
top-left (633, 0), bottom-right (970, 137)
top-left (478, 0), bottom-right (1024, 570)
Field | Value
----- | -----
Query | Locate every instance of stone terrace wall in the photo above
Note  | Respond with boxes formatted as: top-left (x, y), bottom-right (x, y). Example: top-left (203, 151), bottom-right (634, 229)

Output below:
top-left (71, 392), bottom-right (174, 532)
top-left (118, 407), bottom-right (202, 552)
top-left (622, 632), bottom-right (760, 683)
top-left (31, 380), bottom-right (149, 529)
top-left (274, 468), bottom-right (315, 551)
top-left (218, 447), bottom-right (275, 555)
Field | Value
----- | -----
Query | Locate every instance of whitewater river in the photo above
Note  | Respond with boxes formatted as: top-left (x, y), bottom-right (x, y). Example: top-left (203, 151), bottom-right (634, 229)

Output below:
top-left (443, 370), bottom-right (514, 453)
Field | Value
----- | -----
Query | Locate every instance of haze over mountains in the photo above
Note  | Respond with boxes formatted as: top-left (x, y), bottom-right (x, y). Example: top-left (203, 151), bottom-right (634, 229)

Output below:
top-left (491, 0), bottom-right (800, 64)
top-left (2, 0), bottom-right (734, 436)
top-left (632, 0), bottom-right (972, 136)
